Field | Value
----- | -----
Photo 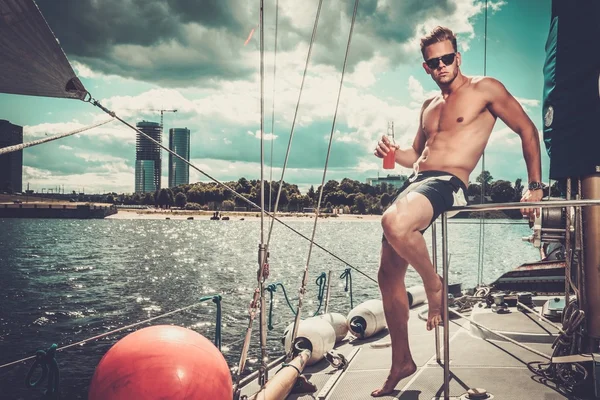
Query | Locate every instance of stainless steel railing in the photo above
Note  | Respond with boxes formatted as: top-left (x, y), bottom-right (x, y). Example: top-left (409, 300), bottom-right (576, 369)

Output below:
top-left (432, 198), bottom-right (600, 400)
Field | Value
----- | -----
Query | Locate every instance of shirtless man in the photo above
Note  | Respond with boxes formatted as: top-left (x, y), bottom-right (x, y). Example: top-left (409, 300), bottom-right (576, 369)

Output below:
top-left (371, 26), bottom-right (544, 397)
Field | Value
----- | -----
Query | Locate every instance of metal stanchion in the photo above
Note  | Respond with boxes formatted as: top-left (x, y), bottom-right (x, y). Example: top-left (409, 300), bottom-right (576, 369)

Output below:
top-left (324, 270), bottom-right (332, 314)
top-left (432, 221), bottom-right (441, 363)
top-left (442, 213), bottom-right (450, 400)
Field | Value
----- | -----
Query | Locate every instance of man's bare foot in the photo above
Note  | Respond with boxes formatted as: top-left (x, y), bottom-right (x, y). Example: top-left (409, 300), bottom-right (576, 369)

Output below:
top-left (370, 361), bottom-right (417, 397)
top-left (425, 275), bottom-right (443, 331)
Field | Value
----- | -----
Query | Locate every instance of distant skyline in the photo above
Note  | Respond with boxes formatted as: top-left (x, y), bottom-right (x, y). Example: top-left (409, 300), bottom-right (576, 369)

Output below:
top-left (0, 0), bottom-right (552, 194)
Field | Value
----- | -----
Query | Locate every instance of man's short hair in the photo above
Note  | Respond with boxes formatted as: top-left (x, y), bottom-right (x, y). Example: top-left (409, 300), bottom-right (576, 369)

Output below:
top-left (420, 26), bottom-right (457, 58)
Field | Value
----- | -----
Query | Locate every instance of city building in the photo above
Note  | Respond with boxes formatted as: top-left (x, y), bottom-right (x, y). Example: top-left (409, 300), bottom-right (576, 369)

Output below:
top-left (135, 121), bottom-right (161, 193)
top-left (135, 160), bottom-right (157, 194)
top-left (168, 128), bottom-right (190, 188)
top-left (366, 174), bottom-right (408, 190)
top-left (0, 119), bottom-right (23, 193)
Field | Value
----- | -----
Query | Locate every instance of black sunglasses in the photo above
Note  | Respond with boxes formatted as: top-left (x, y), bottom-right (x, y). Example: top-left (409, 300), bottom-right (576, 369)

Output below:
top-left (425, 53), bottom-right (456, 69)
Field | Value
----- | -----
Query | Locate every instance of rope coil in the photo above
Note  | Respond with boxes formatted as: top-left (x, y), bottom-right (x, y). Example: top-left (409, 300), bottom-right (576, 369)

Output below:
top-left (312, 272), bottom-right (327, 316)
top-left (25, 344), bottom-right (60, 399)
top-left (527, 300), bottom-right (587, 394)
top-left (266, 273), bottom-right (329, 330)
top-left (340, 268), bottom-right (354, 309)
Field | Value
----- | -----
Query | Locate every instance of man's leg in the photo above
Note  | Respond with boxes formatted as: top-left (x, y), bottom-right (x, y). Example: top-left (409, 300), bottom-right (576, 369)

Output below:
top-left (371, 240), bottom-right (417, 397)
top-left (381, 192), bottom-right (443, 331)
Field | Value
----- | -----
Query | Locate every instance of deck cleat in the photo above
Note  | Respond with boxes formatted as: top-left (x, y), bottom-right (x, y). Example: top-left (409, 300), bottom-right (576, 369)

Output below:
top-left (517, 292), bottom-right (534, 312)
top-left (491, 293), bottom-right (509, 314)
top-left (324, 351), bottom-right (348, 370)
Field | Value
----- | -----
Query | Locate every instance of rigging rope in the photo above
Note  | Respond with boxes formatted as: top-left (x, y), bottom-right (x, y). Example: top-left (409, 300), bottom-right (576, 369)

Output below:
top-left (0, 118), bottom-right (114, 156)
top-left (257, 0), bottom-right (269, 386)
top-left (268, 0), bottom-right (280, 214)
top-left (0, 295), bottom-right (222, 370)
top-left (87, 98), bottom-right (374, 283)
top-left (265, 0), bottom-right (324, 250)
top-left (235, 0), bottom-right (282, 387)
top-left (289, 0), bottom-right (360, 347)
top-left (477, 0), bottom-right (489, 286)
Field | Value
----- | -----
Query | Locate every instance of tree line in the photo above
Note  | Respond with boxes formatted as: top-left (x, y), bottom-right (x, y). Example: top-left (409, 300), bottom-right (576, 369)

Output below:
top-left (102, 171), bottom-right (561, 218)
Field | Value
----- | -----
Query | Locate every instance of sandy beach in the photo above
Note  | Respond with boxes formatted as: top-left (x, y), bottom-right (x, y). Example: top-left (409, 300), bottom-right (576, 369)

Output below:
top-left (106, 209), bottom-right (382, 221)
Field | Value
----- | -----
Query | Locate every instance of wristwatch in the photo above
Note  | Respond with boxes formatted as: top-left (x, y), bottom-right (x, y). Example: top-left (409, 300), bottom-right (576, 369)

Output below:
top-left (528, 181), bottom-right (543, 191)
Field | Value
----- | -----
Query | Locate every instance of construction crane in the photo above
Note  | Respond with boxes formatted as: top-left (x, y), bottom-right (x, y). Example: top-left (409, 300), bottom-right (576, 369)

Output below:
top-left (120, 108), bottom-right (178, 132)
top-left (148, 109), bottom-right (178, 132)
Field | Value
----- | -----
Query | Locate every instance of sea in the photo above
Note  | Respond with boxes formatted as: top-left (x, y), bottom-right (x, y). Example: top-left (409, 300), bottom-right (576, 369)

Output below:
top-left (0, 217), bottom-right (539, 399)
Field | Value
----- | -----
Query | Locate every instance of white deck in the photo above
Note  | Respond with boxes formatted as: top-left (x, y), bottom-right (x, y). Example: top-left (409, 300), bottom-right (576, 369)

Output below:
top-left (241, 305), bottom-right (570, 400)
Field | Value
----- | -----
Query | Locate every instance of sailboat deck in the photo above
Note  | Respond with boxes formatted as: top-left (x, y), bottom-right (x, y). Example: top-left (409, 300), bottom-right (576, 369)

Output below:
top-left (241, 306), bottom-right (568, 400)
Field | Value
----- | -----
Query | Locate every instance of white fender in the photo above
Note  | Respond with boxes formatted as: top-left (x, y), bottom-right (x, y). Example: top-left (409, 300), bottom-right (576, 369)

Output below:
top-left (283, 318), bottom-right (336, 366)
top-left (312, 313), bottom-right (348, 343)
top-left (407, 285), bottom-right (426, 308)
top-left (282, 313), bottom-right (348, 344)
top-left (346, 299), bottom-right (387, 339)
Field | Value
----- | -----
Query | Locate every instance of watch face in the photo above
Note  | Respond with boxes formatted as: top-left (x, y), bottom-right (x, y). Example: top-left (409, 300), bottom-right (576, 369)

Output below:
top-left (529, 182), bottom-right (542, 190)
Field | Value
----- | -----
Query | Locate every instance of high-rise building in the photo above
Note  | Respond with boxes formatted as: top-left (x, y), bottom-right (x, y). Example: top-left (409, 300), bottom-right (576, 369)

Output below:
top-left (135, 160), bottom-right (157, 193)
top-left (168, 128), bottom-right (190, 188)
top-left (135, 121), bottom-right (161, 193)
top-left (0, 119), bottom-right (23, 193)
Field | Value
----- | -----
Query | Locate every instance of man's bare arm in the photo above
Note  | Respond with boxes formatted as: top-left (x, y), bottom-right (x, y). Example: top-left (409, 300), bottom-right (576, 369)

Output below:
top-left (481, 77), bottom-right (543, 217)
top-left (482, 77), bottom-right (542, 184)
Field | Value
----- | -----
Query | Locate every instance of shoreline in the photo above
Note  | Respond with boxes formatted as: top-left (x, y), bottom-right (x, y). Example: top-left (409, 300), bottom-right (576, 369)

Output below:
top-left (106, 209), bottom-right (382, 221)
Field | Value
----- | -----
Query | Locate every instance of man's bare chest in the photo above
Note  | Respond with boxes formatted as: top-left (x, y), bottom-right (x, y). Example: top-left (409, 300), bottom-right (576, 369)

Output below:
top-left (422, 93), bottom-right (488, 137)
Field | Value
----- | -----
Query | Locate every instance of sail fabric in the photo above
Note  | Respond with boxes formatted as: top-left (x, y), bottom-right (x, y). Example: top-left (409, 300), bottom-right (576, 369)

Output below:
top-left (0, 0), bottom-right (87, 100)
top-left (542, 1), bottom-right (600, 179)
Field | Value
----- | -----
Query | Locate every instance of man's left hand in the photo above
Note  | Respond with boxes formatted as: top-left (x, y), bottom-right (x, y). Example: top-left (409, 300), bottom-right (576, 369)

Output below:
top-left (520, 189), bottom-right (543, 220)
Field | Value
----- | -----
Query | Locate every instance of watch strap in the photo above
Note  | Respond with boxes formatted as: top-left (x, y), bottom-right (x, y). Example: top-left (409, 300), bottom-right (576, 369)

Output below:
top-left (528, 181), bottom-right (543, 190)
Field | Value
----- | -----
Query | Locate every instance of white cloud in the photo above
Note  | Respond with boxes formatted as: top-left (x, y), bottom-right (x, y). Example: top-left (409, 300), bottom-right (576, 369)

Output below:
top-left (75, 152), bottom-right (128, 164)
top-left (72, 61), bottom-right (102, 79)
top-left (334, 132), bottom-right (360, 143)
top-left (407, 76), bottom-right (439, 107)
top-left (24, 120), bottom-right (130, 144)
top-left (488, 126), bottom-right (521, 147)
top-left (515, 97), bottom-right (540, 112)
top-left (488, 1), bottom-right (508, 13)
top-left (59, 145), bottom-right (73, 151)
top-left (24, 122), bottom-right (85, 140)
top-left (247, 130), bottom-right (278, 141)
top-left (23, 166), bottom-right (134, 194)
top-left (14, 0), bottom-right (519, 194)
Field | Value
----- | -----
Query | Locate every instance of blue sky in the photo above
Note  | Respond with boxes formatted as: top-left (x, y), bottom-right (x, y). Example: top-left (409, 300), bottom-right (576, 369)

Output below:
top-left (0, 0), bottom-right (552, 194)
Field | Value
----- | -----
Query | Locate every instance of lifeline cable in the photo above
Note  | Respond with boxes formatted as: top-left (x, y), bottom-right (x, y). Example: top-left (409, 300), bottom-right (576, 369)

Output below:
top-left (0, 296), bottom-right (222, 370)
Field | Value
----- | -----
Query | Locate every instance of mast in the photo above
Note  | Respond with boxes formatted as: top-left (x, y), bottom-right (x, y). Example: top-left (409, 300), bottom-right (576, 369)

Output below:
top-left (542, 1), bottom-right (600, 350)
top-left (257, 0), bottom-right (269, 386)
